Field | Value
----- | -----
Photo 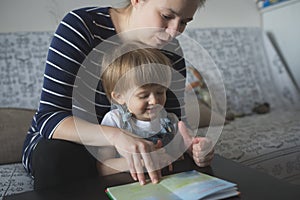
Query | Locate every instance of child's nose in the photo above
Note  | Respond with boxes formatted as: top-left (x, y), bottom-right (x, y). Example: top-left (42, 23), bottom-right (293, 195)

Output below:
top-left (149, 94), bottom-right (159, 105)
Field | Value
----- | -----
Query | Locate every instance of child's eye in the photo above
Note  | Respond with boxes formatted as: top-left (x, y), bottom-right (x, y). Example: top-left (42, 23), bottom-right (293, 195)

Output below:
top-left (156, 90), bottom-right (166, 95)
top-left (138, 95), bottom-right (149, 99)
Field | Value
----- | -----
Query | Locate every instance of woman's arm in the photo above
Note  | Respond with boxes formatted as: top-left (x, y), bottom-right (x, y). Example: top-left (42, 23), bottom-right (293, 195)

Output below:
top-left (96, 147), bottom-right (174, 178)
top-left (53, 116), bottom-right (161, 185)
top-left (96, 157), bottom-right (129, 176)
top-left (53, 116), bottom-right (118, 146)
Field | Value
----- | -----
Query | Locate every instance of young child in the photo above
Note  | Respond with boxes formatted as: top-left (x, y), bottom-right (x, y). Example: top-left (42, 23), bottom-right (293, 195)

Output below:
top-left (97, 42), bottom-right (183, 176)
top-left (98, 42), bottom-right (215, 182)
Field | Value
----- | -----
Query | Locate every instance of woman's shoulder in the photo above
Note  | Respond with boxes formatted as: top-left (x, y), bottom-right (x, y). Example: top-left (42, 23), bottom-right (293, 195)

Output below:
top-left (60, 6), bottom-right (115, 42)
top-left (63, 6), bottom-right (111, 23)
top-left (71, 6), bottom-right (110, 15)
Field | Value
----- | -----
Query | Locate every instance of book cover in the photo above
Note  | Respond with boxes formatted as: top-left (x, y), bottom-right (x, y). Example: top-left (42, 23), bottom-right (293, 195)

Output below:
top-left (105, 170), bottom-right (239, 200)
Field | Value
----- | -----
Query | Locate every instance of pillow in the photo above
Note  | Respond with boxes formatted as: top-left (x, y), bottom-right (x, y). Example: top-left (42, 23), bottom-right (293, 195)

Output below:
top-left (185, 65), bottom-right (270, 126)
top-left (0, 108), bottom-right (36, 164)
top-left (181, 28), bottom-right (273, 116)
top-left (186, 66), bottom-right (227, 128)
top-left (186, 66), bottom-right (211, 107)
top-left (186, 66), bottom-right (270, 119)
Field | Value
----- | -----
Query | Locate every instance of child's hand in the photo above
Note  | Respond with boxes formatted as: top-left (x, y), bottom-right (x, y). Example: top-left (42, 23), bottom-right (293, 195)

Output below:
top-left (190, 137), bottom-right (214, 167)
top-left (178, 121), bottom-right (214, 167)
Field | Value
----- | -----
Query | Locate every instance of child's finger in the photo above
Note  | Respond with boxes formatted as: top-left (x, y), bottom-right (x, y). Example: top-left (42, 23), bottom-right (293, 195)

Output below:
top-left (154, 140), bottom-right (163, 149)
top-left (178, 121), bottom-right (193, 148)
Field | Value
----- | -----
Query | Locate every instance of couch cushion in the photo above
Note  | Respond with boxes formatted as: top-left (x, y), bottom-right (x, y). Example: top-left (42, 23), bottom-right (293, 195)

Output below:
top-left (0, 108), bottom-right (35, 164)
top-left (208, 109), bottom-right (300, 185)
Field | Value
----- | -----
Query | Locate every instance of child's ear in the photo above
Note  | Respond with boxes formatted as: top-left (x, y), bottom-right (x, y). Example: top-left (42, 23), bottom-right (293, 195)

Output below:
top-left (111, 91), bottom-right (126, 105)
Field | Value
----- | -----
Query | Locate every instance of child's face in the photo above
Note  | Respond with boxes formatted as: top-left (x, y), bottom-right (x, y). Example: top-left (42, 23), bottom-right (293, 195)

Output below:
top-left (124, 84), bottom-right (167, 121)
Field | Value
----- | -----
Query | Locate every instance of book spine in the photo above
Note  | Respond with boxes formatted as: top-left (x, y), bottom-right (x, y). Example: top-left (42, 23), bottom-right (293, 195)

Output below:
top-left (105, 189), bottom-right (115, 200)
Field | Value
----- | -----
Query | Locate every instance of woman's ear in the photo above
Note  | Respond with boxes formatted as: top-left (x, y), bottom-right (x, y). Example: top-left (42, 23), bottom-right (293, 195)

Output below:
top-left (131, 0), bottom-right (145, 7)
top-left (111, 91), bottom-right (126, 105)
top-left (130, 0), bottom-right (138, 6)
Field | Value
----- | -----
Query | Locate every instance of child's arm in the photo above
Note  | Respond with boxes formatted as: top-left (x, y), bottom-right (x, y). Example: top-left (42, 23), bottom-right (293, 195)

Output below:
top-left (189, 137), bottom-right (214, 167)
top-left (178, 121), bottom-right (214, 167)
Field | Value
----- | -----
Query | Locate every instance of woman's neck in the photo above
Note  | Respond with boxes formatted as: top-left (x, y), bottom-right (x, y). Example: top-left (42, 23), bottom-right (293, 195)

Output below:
top-left (109, 6), bottom-right (132, 34)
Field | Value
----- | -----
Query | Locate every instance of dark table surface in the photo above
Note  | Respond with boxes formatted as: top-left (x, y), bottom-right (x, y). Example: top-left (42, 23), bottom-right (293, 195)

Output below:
top-left (4, 155), bottom-right (300, 200)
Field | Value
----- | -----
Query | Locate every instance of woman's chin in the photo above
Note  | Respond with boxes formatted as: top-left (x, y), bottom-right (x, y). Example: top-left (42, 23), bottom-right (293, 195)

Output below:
top-left (142, 37), bottom-right (168, 48)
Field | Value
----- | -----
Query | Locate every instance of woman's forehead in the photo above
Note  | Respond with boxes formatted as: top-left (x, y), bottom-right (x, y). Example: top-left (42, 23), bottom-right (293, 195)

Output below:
top-left (148, 0), bottom-right (199, 17)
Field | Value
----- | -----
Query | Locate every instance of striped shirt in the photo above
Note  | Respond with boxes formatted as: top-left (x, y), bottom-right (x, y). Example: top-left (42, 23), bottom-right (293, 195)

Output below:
top-left (22, 7), bottom-right (186, 175)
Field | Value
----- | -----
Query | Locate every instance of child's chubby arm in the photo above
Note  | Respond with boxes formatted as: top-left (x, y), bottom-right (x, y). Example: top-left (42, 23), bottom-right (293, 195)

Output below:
top-left (189, 137), bottom-right (214, 167)
top-left (178, 121), bottom-right (214, 167)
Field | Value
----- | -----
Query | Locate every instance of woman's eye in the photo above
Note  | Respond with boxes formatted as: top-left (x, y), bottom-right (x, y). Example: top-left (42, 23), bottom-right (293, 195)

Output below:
top-left (180, 21), bottom-right (188, 26)
top-left (162, 14), bottom-right (172, 20)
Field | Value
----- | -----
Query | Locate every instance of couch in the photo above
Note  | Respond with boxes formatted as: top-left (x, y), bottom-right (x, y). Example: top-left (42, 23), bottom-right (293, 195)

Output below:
top-left (1, 27), bottom-right (299, 199)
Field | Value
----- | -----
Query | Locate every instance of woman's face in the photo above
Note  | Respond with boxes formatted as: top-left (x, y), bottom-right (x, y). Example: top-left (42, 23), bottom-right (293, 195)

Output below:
top-left (128, 0), bottom-right (199, 47)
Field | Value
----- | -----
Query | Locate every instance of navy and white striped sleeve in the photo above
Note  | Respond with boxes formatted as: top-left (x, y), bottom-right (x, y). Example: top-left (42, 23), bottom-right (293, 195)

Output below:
top-left (164, 41), bottom-right (187, 122)
top-left (35, 8), bottom-right (97, 139)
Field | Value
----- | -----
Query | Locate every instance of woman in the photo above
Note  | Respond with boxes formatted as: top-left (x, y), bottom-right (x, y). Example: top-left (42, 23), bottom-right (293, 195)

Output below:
top-left (22, 0), bottom-right (213, 189)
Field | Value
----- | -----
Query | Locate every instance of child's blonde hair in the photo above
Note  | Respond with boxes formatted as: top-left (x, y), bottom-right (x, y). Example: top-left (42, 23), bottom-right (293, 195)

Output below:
top-left (101, 42), bottom-right (172, 102)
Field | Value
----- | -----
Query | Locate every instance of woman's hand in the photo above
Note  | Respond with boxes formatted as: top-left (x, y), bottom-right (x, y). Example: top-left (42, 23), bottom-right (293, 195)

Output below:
top-left (110, 129), bottom-right (162, 185)
top-left (154, 140), bottom-right (173, 172)
top-left (178, 121), bottom-right (214, 167)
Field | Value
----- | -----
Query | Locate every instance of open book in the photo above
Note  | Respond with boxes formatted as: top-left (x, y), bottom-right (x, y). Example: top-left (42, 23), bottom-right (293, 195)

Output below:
top-left (105, 170), bottom-right (239, 200)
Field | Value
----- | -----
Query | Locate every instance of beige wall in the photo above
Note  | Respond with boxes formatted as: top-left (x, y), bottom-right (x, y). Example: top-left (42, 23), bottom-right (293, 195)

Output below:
top-left (190, 0), bottom-right (261, 28)
top-left (0, 0), bottom-right (261, 33)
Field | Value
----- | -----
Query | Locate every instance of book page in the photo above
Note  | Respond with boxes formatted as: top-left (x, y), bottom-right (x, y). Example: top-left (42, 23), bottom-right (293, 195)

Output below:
top-left (106, 170), bottom-right (238, 200)
top-left (160, 170), bottom-right (237, 200)
top-left (106, 181), bottom-right (181, 200)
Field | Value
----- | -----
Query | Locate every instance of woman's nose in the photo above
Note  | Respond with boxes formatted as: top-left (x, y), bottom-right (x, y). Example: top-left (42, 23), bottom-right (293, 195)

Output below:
top-left (165, 21), bottom-right (181, 38)
top-left (165, 27), bottom-right (180, 38)
top-left (166, 19), bottom-right (182, 38)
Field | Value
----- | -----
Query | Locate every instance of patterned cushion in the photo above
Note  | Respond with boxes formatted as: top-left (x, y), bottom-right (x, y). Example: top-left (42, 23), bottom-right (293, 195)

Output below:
top-left (0, 163), bottom-right (33, 199)
top-left (181, 27), bottom-right (300, 115)
top-left (202, 109), bottom-right (300, 185)
top-left (0, 32), bottom-right (53, 109)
